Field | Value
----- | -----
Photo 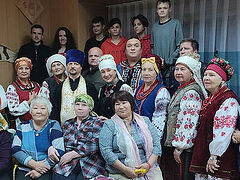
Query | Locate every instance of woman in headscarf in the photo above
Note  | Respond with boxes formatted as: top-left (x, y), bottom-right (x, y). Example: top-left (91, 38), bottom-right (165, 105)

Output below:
top-left (190, 57), bottom-right (239, 180)
top-left (162, 53), bottom-right (207, 180)
top-left (98, 54), bottom-right (133, 118)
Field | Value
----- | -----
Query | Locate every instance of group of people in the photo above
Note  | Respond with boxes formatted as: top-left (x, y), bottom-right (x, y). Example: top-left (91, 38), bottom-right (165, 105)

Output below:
top-left (0, 0), bottom-right (240, 180)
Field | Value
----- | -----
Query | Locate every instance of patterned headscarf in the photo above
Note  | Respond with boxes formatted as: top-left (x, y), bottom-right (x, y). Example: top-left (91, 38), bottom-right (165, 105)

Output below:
top-left (15, 57), bottom-right (33, 71)
top-left (75, 94), bottom-right (94, 110)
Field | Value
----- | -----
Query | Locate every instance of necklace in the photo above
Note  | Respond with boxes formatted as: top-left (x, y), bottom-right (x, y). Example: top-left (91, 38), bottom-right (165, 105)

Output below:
top-left (104, 81), bottom-right (118, 98)
top-left (201, 86), bottom-right (228, 111)
top-left (136, 79), bottom-right (159, 100)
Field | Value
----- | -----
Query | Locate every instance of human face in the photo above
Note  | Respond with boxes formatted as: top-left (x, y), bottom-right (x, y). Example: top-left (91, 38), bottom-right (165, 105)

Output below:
top-left (31, 103), bottom-right (49, 123)
top-left (67, 62), bottom-right (82, 77)
top-left (31, 28), bottom-right (43, 44)
top-left (180, 42), bottom-right (197, 56)
top-left (88, 48), bottom-right (101, 68)
top-left (17, 65), bottom-right (31, 80)
top-left (174, 64), bottom-right (193, 85)
top-left (203, 70), bottom-right (223, 94)
top-left (59, 30), bottom-right (67, 46)
top-left (114, 100), bottom-right (132, 120)
top-left (141, 62), bottom-right (158, 84)
top-left (100, 68), bottom-right (117, 84)
top-left (51, 61), bottom-right (65, 76)
top-left (157, 2), bottom-right (171, 19)
top-left (108, 23), bottom-right (121, 37)
top-left (74, 102), bottom-right (90, 120)
top-left (92, 22), bottom-right (104, 35)
top-left (125, 38), bottom-right (142, 60)
top-left (133, 19), bottom-right (145, 35)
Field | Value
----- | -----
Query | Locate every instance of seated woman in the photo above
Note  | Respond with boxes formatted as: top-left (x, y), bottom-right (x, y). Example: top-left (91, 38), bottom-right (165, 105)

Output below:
top-left (232, 122), bottom-right (240, 173)
top-left (39, 54), bottom-right (67, 120)
top-left (12, 97), bottom-right (64, 179)
top-left (98, 54), bottom-right (133, 118)
top-left (162, 53), bottom-right (207, 180)
top-left (53, 94), bottom-right (107, 180)
top-left (134, 55), bottom-right (170, 138)
top-left (6, 58), bottom-right (40, 127)
top-left (52, 27), bottom-right (77, 54)
top-left (99, 90), bottom-right (162, 180)
top-left (190, 57), bottom-right (239, 180)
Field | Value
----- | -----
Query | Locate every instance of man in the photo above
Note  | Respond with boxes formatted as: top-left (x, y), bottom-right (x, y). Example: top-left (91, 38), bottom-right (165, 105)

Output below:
top-left (82, 47), bottom-right (105, 92)
top-left (151, 0), bottom-right (183, 95)
top-left (54, 49), bottom-right (98, 124)
top-left (117, 38), bottom-right (143, 93)
top-left (83, 17), bottom-right (107, 70)
top-left (101, 18), bottom-right (127, 65)
top-left (17, 24), bottom-right (51, 85)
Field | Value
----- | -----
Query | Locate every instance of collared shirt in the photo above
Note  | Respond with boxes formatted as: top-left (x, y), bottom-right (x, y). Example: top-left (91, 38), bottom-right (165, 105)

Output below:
top-left (54, 116), bottom-right (107, 178)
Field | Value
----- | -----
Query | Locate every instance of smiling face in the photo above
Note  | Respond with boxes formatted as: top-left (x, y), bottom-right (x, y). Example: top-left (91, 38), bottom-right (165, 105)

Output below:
top-left (51, 61), bottom-right (65, 76)
top-left (100, 68), bottom-right (117, 84)
top-left (203, 70), bottom-right (223, 94)
top-left (157, 2), bottom-right (171, 19)
top-left (141, 62), bottom-right (158, 84)
top-left (125, 38), bottom-right (142, 61)
top-left (114, 100), bottom-right (132, 120)
top-left (133, 18), bottom-right (145, 35)
top-left (58, 30), bottom-right (67, 46)
top-left (31, 103), bottom-right (49, 123)
top-left (67, 62), bottom-right (82, 78)
top-left (174, 63), bottom-right (193, 85)
top-left (17, 65), bottom-right (31, 81)
top-left (74, 101), bottom-right (90, 120)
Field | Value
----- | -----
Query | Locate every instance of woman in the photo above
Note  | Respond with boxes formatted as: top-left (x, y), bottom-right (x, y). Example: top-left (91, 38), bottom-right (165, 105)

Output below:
top-left (134, 55), bottom-right (170, 139)
top-left (162, 53), bottom-right (207, 180)
top-left (98, 54), bottom-right (133, 118)
top-left (132, 14), bottom-right (151, 57)
top-left (6, 57), bottom-right (40, 126)
top-left (99, 90), bottom-right (163, 180)
top-left (190, 57), bottom-right (239, 180)
top-left (52, 27), bottom-right (77, 54)
top-left (12, 97), bottom-right (65, 179)
top-left (53, 94), bottom-right (107, 180)
top-left (39, 54), bottom-right (67, 120)
top-left (232, 122), bottom-right (240, 173)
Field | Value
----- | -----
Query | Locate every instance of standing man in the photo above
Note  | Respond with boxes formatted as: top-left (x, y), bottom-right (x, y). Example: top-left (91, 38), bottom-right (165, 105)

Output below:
top-left (84, 17), bottom-right (107, 70)
top-left (17, 24), bottom-right (51, 85)
top-left (53, 49), bottom-right (98, 124)
top-left (117, 38), bottom-right (143, 93)
top-left (151, 0), bottom-right (183, 94)
top-left (82, 47), bottom-right (105, 92)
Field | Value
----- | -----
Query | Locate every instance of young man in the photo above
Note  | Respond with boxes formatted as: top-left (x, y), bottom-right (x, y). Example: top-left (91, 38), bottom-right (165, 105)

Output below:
top-left (17, 24), bottom-right (51, 85)
top-left (101, 18), bottom-right (127, 65)
top-left (151, 0), bottom-right (183, 95)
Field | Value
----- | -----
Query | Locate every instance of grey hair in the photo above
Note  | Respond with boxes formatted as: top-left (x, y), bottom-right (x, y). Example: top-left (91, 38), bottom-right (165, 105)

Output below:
top-left (30, 97), bottom-right (52, 115)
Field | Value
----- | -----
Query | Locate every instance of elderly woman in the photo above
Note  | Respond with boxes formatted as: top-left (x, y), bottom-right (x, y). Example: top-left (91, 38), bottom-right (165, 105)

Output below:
top-left (99, 90), bottom-right (162, 180)
top-left (134, 55), bottom-right (170, 138)
top-left (6, 58), bottom-right (40, 126)
top-left (98, 54), bottom-right (133, 118)
top-left (162, 53), bottom-right (207, 180)
top-left (12, 97), bottom-right (64, 179)
top-left (39, 54), bottom-right (67, 120)
top-left (190, 58), bottom-right (239, 180)
top-left (53, 94), bottom-right (107, 180)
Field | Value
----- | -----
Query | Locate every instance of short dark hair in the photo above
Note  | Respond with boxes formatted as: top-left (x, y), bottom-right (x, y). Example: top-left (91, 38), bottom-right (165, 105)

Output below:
top-left (131, 14), bottom-right (149, 27)
top-left (31, 24), bottom-right (44, 34)
top-left (108, 18), bottom-right (121, 29)
top-left (92, 16), bottom-right (105, 25)
top-left (181, 38), bottom-right (199, 51)
top-left (156, 0), bottom-right (171, 8)
top-left (112, 90), bottom-right (135, 111)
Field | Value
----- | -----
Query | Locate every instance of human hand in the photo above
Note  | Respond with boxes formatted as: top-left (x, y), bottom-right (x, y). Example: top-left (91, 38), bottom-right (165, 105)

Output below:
top-left (48, 146), bottom-right (60, 162)
top-left (173, 148), bottom-right (182, 164)
top-left (206, 155), bottom-right (220, 173)
top-left (28, 91), bottom-right (37, 104)
top-left (97, 116), bottom-right (108, 121)
top-left (232, 129), bottom-right (240, 144)
top-left (33, 160), bottom-right (50, 174)
top-left (25, 170), bottom-right (42, 179)
top-left (135, 163), bottom-right (149, 176)
top-left (59, 152), bottom-right (74, 166)
top-left (124, 166), bottom-right (138, 179)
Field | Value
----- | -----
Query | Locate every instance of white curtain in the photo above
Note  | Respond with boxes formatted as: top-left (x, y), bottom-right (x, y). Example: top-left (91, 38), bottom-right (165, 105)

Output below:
top-left (108, 0), bottom-right (240, 95)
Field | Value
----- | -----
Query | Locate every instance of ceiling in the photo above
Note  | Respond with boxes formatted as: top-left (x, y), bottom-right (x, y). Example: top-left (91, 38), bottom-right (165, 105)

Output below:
top-left (80, 0), bottom-right (139, 5)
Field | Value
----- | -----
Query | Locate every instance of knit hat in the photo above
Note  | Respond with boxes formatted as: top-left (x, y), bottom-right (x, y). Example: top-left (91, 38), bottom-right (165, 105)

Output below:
top-left (176, 53), bottom-right (208, 98)
top-left (141, 54), bottom-right (162, 74)
top-left (75, 94), bottom-right (94, 110)
top-left (66, 49), bottom-right (85, 67)
top-left (99, 54), bottom-right (123, 81)
top-left (15, 57), bottom-right (33, 71)
top-left (206, 57), bottom-right (234, 81)
top-left (46, 54), bottom-right (67, 76)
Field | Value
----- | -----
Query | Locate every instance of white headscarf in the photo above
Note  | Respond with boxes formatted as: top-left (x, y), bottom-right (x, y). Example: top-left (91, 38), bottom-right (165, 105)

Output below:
top-left (98, 54), bottom-right (123, 81)
top-left (46, 54), bottom-right (67, 77)
top-left (176, 56), bottom-right (208, 99)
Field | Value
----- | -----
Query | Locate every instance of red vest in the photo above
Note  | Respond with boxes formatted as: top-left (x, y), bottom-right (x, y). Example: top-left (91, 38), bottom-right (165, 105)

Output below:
top-left (12, 79), bottom-right (40, 122)
top-left (190, 90), bottom-right (239, 178)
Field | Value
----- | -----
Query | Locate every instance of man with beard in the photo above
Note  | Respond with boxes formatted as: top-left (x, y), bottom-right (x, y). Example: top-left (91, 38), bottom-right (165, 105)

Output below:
top-left (17, 24), bottom-right (51, 85)
top-left (53, 49), bottom-right (98, 124)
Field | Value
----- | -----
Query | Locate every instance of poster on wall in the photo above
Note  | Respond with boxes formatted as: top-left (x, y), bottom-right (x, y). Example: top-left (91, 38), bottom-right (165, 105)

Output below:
top-left (16, 0), bottom-right (44, 24)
